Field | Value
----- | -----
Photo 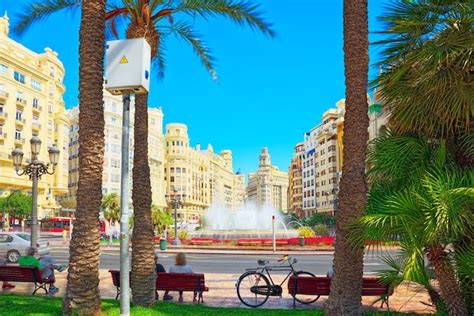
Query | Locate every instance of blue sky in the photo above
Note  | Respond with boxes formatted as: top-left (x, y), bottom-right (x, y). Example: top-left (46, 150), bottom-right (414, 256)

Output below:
top-left (0, 0), bottom-right (388, 176)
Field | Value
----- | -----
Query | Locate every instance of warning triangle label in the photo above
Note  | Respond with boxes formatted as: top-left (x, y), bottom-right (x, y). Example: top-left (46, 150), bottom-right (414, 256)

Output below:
top-left (120, 56), bottom-right (128, 64)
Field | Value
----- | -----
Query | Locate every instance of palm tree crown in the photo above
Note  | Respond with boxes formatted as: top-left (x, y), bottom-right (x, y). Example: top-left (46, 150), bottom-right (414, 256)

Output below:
top-left (373, 0), bottom-right (473, 138)
top-left (14, 0), bottom-right (275, 79)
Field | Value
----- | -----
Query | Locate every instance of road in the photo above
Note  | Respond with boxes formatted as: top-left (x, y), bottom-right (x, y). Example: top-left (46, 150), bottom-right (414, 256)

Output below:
top-left (49, 245), bottom-right (395, 275)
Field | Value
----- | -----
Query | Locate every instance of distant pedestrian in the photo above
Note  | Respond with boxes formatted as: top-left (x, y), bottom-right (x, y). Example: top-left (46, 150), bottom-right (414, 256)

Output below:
top-left (62, 229), bottom-right (68, 244)
top-left (155, 252), bottom-right (173, 301)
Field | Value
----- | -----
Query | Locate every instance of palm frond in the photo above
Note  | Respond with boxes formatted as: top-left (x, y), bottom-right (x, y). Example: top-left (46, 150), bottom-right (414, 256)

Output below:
top-left (152, 36), bottom-right (168, 79)
top-left (105, 7), bottom-right (130, 39)
top-left (168, 21), bottom-right (217, 80)
top-left (13, 0), bottom-right (81, 36)
top-left (170, 0), bottom-right (275, 37)
top-left (372, 0), bottom-right (473, 137)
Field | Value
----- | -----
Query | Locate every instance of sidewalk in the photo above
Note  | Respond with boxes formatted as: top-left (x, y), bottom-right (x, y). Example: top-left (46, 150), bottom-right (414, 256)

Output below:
top-left (1, 269), bottom-right (435, 314)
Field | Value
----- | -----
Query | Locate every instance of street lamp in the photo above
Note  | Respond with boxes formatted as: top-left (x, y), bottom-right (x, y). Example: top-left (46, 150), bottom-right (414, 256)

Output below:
top-left (11, 137), bottom-right (60, 246)
top-left (165, 189), bottom-right (186, 246)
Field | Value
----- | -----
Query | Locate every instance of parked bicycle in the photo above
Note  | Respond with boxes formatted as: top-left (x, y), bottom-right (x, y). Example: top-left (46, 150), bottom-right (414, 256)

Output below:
top-left (235, 255), bottom-right (318, 307)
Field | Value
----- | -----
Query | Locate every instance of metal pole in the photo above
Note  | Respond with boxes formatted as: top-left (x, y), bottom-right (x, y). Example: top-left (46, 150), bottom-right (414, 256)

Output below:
top-left (172, 201), bottom-right (180, 245)
top-left (272, 215), bottom-right (276, 253)
top-left (119, 94), bottom-right (131, 316)
top-left (31, 169), bottom-right (39, 247)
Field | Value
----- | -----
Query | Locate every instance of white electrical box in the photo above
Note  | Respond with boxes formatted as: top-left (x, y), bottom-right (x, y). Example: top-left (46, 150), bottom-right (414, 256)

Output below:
top-left (105, 38), bottom-right (151, 95)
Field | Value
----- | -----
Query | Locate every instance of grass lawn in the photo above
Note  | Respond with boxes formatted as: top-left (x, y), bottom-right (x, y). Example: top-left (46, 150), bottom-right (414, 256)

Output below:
top-left (0, 294), bottom-right (425, 315)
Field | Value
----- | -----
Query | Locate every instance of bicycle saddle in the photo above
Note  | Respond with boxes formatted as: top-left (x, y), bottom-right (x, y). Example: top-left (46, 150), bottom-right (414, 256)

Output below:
top-left (258, 260), bottom-right (269, 266)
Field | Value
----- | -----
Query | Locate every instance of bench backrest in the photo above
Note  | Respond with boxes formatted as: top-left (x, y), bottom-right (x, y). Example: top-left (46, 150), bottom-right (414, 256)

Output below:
top-left (109, 270), bottom-right (121, 287)
top-left (288, 276), bottom-right (331, 295)
top-left (288, 275), bottom-right (392, 296)
top-left (109, 270), bottom-right (207, 292)
top-left (361, 277), bottom-right (392, 296)
top-left (0, 266), bottom-right (42, 282)
top-left (156, 272), bottom-right (206, 292)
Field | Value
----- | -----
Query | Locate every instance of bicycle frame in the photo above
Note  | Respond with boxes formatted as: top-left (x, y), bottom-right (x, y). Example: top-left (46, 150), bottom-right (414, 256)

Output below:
top-left (246, 260), bottom-right (297, 290)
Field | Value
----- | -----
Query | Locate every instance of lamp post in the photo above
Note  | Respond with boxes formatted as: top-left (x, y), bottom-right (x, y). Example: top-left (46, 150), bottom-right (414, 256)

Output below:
top-left (166, 189), bottom-right (186, 246)
top-left (11, 136), bottom-right (60, 246)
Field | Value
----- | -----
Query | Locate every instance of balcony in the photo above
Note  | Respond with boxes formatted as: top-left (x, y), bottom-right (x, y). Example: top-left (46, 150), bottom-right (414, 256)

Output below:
top-left (0, 111), bottom-right (7, 120)
top-left (32, 105), bottom-right (42, 113)
top-left (32, 122), bottom-right (41, 130)
top-left (15, 118), bottom-right (26, 126)
top-left (0, 152), bottom-right (11, 162)
top-left (16, 97), bottom-right (27, 108)
top-left (0, 90), bottom-right (8, 100)
top-left (0, 132), bottom-right (6, 141)
top-left (14, 138), bottom-right (26, 145)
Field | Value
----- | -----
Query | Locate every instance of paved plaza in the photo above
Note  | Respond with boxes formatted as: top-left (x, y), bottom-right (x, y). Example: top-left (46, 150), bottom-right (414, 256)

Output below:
top-left (1, 242), bottom-right (436, 314)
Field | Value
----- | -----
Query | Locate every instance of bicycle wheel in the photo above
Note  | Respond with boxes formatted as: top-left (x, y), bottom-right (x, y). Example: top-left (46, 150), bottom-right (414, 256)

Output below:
top-left (292, 271), bottom-right (320, 304)
top-left (236, 271), bottom-right (271, 308)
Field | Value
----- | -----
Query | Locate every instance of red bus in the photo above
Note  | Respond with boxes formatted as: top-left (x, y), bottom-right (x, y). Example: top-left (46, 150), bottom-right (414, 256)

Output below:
top-left (40, 217), bottom-right (106, 235)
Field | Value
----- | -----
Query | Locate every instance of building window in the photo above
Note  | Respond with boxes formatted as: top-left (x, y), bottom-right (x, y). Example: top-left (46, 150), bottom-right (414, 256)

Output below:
top-left (111, 174), bottom-right (120, 183)
top-left (111, 102), bottom-right (117, 112)
top-left (0, 103), bottom-right (4, 113)
top-left (111, 117), bottom-right (117, 124)
top-left (49, 84), bottom-right (54, 96)
top-left (0, 64), bottom-right (7, 75)
top-left (151, 118), bottom-right (155, 125)
top-left (49, 66), bottom-right (55, 77)
top-left (31, 79), bottom-right (42, 91)
top-left (13, 71), bottom-right (26, 84)
top-left (15, 129), bottom-right (21, 140)
top-left (111, 159), bottom-right (120, 168)
top-left (111, 144), bottom-right (120, 153)
top-left (33, 98), bottom-right (40, 108)
top-left (16, 110), bottom-right (22, 120)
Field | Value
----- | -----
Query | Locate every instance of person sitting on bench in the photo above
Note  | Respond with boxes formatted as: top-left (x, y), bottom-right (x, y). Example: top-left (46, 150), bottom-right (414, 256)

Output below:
top-left (155, 251), bottom-right (173, 301)
top-left (169, 252), bottom-right (196, 302)
top-left (19, 247), bottom-right (62, 294)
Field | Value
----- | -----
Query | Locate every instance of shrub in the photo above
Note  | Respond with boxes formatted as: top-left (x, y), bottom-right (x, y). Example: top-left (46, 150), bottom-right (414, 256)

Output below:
top-left (178, 230), bottom-right (189, 240)
top-left (297, 226), bottom-right (315, 238)
top-left (313, 224), bottom-right (329, 236)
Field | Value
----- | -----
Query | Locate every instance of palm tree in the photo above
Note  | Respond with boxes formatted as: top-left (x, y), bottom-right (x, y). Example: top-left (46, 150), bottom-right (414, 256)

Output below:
top-left (14, 2), bottom-right (106, 313)
top-left (107, 0), bottom-right (274, 306)
top-left (354, 131), bottom-right (473, 315)
top-left (12, 0), bottom-right (108, 314)
top-left (101, 193), bottom-right (120, 243)
top-left (373, 0), bottom-right (473, 156)
top-left (151, 205), bottom-right (173, 237)
top-left (324, 0), bottom-right (369, 314)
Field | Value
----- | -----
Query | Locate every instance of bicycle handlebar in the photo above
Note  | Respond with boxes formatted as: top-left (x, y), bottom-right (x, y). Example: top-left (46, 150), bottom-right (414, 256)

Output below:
top-left (278, 255), bottom-right (289, 263)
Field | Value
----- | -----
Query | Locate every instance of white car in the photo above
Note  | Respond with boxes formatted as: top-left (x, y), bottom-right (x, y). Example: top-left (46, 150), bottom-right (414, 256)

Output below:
top-left (0, 232), bottom-right (50, 263)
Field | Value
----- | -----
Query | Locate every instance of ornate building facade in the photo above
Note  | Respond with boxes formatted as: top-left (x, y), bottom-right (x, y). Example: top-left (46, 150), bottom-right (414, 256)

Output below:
top-left (0, 13), bottom-right (70, 219)
top-left (247, 148), bottom-right (289, 212)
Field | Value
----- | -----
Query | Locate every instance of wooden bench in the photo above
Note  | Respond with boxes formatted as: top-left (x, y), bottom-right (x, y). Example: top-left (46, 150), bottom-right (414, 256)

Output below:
top-left (288, 275), bottom-right (393, 310)
top-left (156, 272), bottom-right (208, 303)
top-left (0, 266), bottom-right (53, 295)
top-left (109, 270), bottom-right (209, 303)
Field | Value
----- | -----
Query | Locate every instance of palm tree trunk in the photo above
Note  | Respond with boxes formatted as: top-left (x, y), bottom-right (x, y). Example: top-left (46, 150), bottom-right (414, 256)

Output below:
top-left (131, 93), bottom-right (156, 306)
top-left (62, 1), bottom-right (105, 315)
top-left (325, 0), bottom-right (368, 315)
top-left (428, 246), bottom-right (468, 316)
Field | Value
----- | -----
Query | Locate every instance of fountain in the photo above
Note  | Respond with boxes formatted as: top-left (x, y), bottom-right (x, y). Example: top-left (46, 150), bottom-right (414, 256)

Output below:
top-left (191, 201), bottom-right (298, 240)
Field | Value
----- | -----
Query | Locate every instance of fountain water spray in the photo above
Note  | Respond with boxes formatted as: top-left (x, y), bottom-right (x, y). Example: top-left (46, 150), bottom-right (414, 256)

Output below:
top-left (204, 201), bottom-right (286, 231)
